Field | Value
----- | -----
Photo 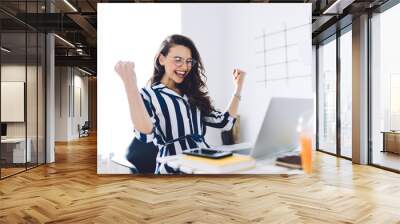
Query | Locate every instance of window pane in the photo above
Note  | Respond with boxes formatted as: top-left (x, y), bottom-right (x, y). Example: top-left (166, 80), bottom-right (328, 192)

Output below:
top-left (0, 1), bottom-right (46, 178)
top-left (318, 37), bottom-right (337, 154)
top-left (371, 4), bottom-right (400, 171)
top-left (25, 0), bottom-right (40, 170)
top-left (340, 30), bottom-right (352, 158)
top-left (38, 32), bottom-right (46, 165)
top-left (1, 31), bottom-right (27, 177)
top-left (27, 31), bottom-right (38, 169)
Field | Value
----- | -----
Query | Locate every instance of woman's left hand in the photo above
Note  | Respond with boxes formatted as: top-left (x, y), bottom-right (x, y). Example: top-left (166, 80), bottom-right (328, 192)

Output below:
top-left (233, 68), bottom-right (246, 93)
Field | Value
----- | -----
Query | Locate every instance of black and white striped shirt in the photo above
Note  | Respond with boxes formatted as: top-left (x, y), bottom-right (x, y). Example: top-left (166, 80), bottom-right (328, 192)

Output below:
top-left (134, 82), bottom-right (236, 174)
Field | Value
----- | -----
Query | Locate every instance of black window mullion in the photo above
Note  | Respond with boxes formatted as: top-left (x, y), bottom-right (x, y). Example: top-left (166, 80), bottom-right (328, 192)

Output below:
top-left (44, 31), bottom-right (47, 164)
top-left (336, 30), bottom-right (341, 157)
top-left (367, 11), bottom-right (373, 165)
top-left (44, 0), bottom-right (48, 165)
top-left (25, 0), bottom-right (28, 171)
top-left (36, 0), bottom-right (39, 167)
top-left (316, 44), bottom-right (319, 151)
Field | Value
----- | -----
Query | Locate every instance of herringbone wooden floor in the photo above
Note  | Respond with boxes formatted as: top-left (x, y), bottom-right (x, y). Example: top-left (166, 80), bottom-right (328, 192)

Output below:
top-left (1, 134), bottom-right (400, 224)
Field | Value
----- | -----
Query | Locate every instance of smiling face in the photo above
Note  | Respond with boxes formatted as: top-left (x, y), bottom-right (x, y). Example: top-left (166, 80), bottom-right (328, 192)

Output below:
top-left (159, 45), bottom-right (193, 86)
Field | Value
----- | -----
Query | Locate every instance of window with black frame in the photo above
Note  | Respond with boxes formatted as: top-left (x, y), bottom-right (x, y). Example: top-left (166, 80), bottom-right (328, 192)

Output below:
top-left (0, 0), bottom-right (46, 179)
top-left (0, 18), bottom-right (28, 178)
top-left (371, 2), bottom-right (400, 172)
top-left (339, 26), bottom-right (352, 159)
top-left (317, 35), bottom-right (337, 155)
top-left (316, 22), bottom-right (354, 160)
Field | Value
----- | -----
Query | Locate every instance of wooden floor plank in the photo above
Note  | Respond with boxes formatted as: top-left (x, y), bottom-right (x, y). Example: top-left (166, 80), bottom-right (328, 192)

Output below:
top-left (1, 134), bottom-right (400, 223)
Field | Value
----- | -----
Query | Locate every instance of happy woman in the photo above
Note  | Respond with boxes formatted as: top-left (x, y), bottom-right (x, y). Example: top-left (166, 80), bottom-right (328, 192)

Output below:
top-left (115, 34), bottom-right (246, 174)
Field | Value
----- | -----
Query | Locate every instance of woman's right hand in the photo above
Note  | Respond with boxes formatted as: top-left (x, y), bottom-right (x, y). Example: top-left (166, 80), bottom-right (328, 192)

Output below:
top-left (114, 61), bottom-right (137, 87)
top-left (115, 61), bottom-right (154, 134)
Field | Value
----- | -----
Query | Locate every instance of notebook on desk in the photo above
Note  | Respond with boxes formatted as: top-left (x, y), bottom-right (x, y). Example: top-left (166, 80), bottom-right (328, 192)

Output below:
top-left (182, 154), bottom-right (256, 173)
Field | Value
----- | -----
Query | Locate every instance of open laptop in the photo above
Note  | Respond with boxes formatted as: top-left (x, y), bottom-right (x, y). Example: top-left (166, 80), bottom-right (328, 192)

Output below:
top-left (211, 97), bottom-right (314, 159)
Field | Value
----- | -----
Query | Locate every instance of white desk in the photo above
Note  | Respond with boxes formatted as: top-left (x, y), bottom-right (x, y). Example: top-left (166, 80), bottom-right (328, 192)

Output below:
top-left (157, 154), bottom-right (303, 175)
top-left (1, 138), bottom-right (31, 163)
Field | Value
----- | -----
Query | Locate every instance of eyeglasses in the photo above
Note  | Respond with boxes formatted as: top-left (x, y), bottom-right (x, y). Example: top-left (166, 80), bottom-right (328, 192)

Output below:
top-left (168, 56), bottom-right (197, 68)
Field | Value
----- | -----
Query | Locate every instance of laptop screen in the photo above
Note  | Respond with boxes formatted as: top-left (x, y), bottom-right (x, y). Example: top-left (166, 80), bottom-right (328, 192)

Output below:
top-left (1, 123), bottom-right (7, 137)
top-left (251, 97), bottom-right (314, 159)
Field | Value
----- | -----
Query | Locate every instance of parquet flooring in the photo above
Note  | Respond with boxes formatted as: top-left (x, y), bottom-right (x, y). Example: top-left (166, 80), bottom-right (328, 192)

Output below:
top-left (1, 134), bottom-right (400, 223)
top-left (1, 163), bottom-right (43, 178)
top-left (1, 167), bottom-right (26, 178)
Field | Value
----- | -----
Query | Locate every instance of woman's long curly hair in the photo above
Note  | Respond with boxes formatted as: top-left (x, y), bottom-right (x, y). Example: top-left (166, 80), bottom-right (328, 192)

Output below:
top-left (150, 34), bottom-right (214, 115)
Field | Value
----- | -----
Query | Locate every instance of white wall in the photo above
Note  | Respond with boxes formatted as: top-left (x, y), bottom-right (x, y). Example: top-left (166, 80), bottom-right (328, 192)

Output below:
top-left (1, 64), bottom-right (46, 163)
top-left (55, 67), bottom-right (68, 141)
top-left (97, 3), bottom-right (181, 159)
top-left (182, 4), bottom-right (313, 145)
top-left (225, 4), bottom-right (312, 144)
top-left (72, 73), bottom-right (89, 138)
top-left (55, 67), bottom-right (89, 141)
top-left (1, 65), bottom-right (38, 138)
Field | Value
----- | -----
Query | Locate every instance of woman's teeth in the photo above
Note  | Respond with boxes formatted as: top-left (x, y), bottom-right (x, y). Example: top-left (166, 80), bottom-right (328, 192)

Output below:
top-left (175, 71), bottom-right (186, 78)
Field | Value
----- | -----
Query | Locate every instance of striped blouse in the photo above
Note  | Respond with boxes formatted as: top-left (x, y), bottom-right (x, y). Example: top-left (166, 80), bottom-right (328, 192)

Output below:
top-left (134, 82), bottom-right (236, 174)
